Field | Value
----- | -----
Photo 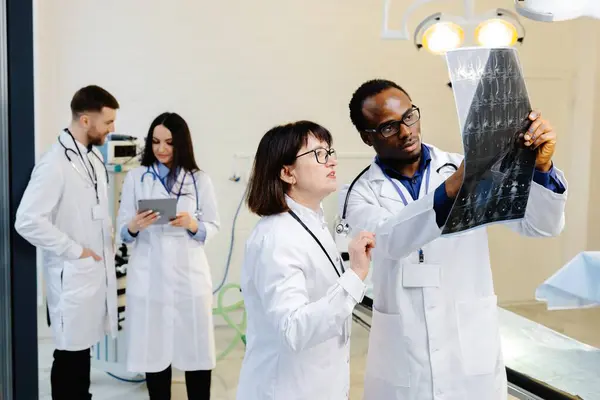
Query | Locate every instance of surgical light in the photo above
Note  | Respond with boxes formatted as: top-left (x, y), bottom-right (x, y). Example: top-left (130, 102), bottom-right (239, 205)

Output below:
top-left (381, 0), bottom-right (525, 55)
top-left (422, 21), bottom-right (464, 54)
top-left (514, 0), bottom-right (600, 22)
top-left (475, 19), bottom-right (519, 47)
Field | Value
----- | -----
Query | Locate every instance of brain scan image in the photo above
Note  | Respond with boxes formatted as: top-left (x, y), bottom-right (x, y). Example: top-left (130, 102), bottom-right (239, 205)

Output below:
top-left (442, 47), bottom-right (536, 235)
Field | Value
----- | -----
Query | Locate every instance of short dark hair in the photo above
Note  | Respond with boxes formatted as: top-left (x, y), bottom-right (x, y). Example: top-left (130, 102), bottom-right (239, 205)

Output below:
top-left (348, 79), bottom-right (411, 132)
top-left (70, 85), bottom-right (119, 116)
top-left (247, 120), bottom-right (333, 217)
top-left (141, 112), bottom-right (200, 191)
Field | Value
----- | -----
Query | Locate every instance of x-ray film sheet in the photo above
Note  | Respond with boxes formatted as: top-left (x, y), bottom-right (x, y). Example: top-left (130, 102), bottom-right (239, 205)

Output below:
top-left (442, 47), bottom-right (537, 235)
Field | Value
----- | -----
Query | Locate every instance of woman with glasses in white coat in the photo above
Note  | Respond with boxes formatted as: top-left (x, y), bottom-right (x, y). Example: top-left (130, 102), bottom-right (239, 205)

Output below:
top-left (117, 112), bottom-right (219, 399)
top-left (236, 121), bottom-right (376, 400)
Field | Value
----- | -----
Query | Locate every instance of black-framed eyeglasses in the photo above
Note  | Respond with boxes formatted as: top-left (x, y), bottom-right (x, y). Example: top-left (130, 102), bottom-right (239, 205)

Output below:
top-left (364, 105), bottom-right (421, 138)
top-left (296, 147), bottom-right (337, 164)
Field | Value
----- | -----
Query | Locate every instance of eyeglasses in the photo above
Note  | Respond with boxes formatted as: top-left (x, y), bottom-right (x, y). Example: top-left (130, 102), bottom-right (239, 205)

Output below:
top-left (364, 105), bottom-right (421, 138)
top-left (296, 147), bottom-right (337, 164)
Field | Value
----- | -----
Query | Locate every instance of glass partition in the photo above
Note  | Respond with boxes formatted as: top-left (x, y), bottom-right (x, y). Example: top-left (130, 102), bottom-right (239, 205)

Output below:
top-left (0, 0), bottom-right (12, 396)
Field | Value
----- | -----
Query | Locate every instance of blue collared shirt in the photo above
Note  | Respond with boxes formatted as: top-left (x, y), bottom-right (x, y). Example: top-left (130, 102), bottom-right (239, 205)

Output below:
top-left (376, 145), bottom-right (566, 228)
top-left (120, 162), bottom-right (206, 243)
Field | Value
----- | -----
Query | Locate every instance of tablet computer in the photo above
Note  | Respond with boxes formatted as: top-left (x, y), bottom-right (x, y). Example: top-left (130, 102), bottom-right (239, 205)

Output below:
top-left (137, 198), bottom-right (177, 225)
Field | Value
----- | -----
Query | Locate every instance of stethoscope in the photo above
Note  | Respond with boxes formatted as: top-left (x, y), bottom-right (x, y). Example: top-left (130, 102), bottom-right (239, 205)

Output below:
top-left (335, 159), bottom-right (458, 237)
top-left (140, 164), bottom-right (202, 219)
top-left (58, 128), bottom-right (109, 203)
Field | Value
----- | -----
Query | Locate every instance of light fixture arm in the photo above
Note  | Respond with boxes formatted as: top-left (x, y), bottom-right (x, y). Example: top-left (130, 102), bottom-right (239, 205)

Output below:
top-left (382, 0), bottom-right (477, 40)
top-left (381, 0), bottom-right (448, 40)
top-left (463, 0), bottom-right (475, 19)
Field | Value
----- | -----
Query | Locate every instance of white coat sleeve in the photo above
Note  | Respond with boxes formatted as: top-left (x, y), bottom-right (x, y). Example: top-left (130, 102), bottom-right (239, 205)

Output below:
top-left (253, 234), bottom-right (365, 353)
top-left (196, 172), bottom-right (220, 243)
top-left (505, 167), bottom-right (567, 237)
top-left (116, 171), bottom-right (137, 244)
top-left (341, 183), bottom-right (442, 260)
top-left (14, 154), bottom-right (83, 260)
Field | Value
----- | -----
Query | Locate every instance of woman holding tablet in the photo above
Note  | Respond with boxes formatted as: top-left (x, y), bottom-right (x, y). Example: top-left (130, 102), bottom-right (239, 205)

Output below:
top-left (117, 112), bottom-right (220, 399)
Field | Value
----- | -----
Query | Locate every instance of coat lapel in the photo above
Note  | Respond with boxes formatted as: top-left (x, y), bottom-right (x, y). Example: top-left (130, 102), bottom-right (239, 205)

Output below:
top-left (59, 131), bottom-right (95, 188)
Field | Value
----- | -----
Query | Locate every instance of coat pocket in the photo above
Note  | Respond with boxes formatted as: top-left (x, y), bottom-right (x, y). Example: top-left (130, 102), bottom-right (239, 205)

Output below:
top-left (124, 249), bottom-right (151, 297)
top-left (365, 308), bottom-right (410, 387)
top-left (456, 295), bottom-right (500, 376)
top-left (62, 257), bottom-right (99, 298)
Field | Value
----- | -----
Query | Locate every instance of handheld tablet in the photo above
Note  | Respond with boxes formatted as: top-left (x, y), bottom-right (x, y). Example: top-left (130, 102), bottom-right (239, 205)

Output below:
top-left (137, 198), bottom-right (177, 225)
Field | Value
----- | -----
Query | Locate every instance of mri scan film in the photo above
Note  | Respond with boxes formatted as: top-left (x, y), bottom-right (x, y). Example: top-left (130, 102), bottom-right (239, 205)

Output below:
top-left (442, 47), bottom-right (536, 235)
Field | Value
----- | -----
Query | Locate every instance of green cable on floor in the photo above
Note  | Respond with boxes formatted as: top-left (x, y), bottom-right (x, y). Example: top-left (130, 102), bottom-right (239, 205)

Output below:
top-left (212, 283), bottom-right (247, 361)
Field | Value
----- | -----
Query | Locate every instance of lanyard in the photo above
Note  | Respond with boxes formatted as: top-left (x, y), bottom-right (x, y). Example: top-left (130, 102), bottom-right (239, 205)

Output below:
top-left (67, 129), bottom-right (99, 203)
top-left (288, 210), bottom-right (345, 278)
top-left (381, 163), bottom-right (432, 263)
top-left (381, 163), bottom-right (432, 205)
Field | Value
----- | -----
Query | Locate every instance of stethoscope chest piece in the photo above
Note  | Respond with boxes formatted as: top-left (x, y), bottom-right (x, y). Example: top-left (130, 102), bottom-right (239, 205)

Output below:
top-left (335, 222), bottom-right (349, 236)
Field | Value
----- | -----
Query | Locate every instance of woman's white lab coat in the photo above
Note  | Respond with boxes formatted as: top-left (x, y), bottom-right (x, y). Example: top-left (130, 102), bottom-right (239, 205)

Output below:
top-left (116, 164), bottom-right (220, 373)
top-left (15, 130), bottom-right (118, 351)
top-left (236, 197), bottom-right (366, 400)
top-left (340, 144), bottom-right (567, 400)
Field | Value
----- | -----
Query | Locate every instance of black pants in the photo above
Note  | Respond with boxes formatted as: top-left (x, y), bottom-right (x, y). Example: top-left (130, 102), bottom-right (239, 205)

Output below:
top-left (51, 348), bottom-right (92, 400)
top-left (146, 365), bottom-right (212, 400)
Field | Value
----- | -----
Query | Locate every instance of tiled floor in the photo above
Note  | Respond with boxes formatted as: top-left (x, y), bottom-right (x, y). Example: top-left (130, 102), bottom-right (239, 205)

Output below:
top-left (37, 303), bottom-right (599, 399)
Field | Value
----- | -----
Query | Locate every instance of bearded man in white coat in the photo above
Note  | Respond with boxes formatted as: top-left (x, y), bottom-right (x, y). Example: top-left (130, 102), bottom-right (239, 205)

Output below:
top-left (15, 85), bottom-right (120, 400)
top-left (340, 79), bottom-right (567, 400)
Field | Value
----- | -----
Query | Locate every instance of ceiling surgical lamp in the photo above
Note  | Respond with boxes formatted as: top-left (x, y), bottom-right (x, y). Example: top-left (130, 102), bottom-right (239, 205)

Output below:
top-left (382, 0), bottom-right (525, 55)
top-left (514, 0), bottom-right (600, 22)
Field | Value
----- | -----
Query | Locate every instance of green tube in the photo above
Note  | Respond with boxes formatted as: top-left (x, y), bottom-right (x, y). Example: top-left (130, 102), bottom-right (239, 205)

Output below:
top-left (212, 283), bottom-right (247, 361)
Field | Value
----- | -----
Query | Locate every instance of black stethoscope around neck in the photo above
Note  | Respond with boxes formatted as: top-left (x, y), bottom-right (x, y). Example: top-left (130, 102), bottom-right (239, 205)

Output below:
top-left (334, 161), bottom-right (458, 236)
top-left (58, 128), bottom-right (109, 203)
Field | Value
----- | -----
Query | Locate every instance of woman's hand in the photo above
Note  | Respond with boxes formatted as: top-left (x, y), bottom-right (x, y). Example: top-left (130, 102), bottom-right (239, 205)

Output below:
top-left (349, 231), bottom-right (376, 281)
top-left (169, 212), bottom-right (198, 233)
top-left (128, 210), bottom-right (159, 234)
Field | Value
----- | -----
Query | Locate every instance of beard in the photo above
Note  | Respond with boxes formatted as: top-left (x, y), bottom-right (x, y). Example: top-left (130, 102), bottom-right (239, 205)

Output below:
top-left (381, 146), bottom-right (421, 167)
top-left (87, 128), bottom-right (107, 147)
top-left (401, 152), bottom-right (421, 165)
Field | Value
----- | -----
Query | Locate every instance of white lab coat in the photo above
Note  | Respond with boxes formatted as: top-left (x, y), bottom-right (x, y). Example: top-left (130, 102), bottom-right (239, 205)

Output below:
top-left (236, 197), bottom-right (366, 400)
top-left (116, 165), bottom-right (219, 373)
top-left (15, 130), bottom-right (118, 351)
top-left (339, 143), bottom-right (567, 400)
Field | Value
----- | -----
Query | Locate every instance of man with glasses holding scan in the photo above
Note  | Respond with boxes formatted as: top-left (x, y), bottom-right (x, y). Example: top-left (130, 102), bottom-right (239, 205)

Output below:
top-left (339, 79), bottom-right (567, 400)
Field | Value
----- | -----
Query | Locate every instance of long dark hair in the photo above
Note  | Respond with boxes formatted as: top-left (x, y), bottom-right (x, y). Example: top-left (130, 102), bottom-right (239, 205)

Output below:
top-left (141, 112), bottom-right (200, 193)
top-left (246, 120), bottom-right (332, 216)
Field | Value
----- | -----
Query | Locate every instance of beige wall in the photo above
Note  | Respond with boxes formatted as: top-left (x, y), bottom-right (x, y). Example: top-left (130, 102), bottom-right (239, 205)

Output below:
top-left (588, 45), bottom-right (600, 251)
top-left (33, 0), bottom-right (600, 305)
